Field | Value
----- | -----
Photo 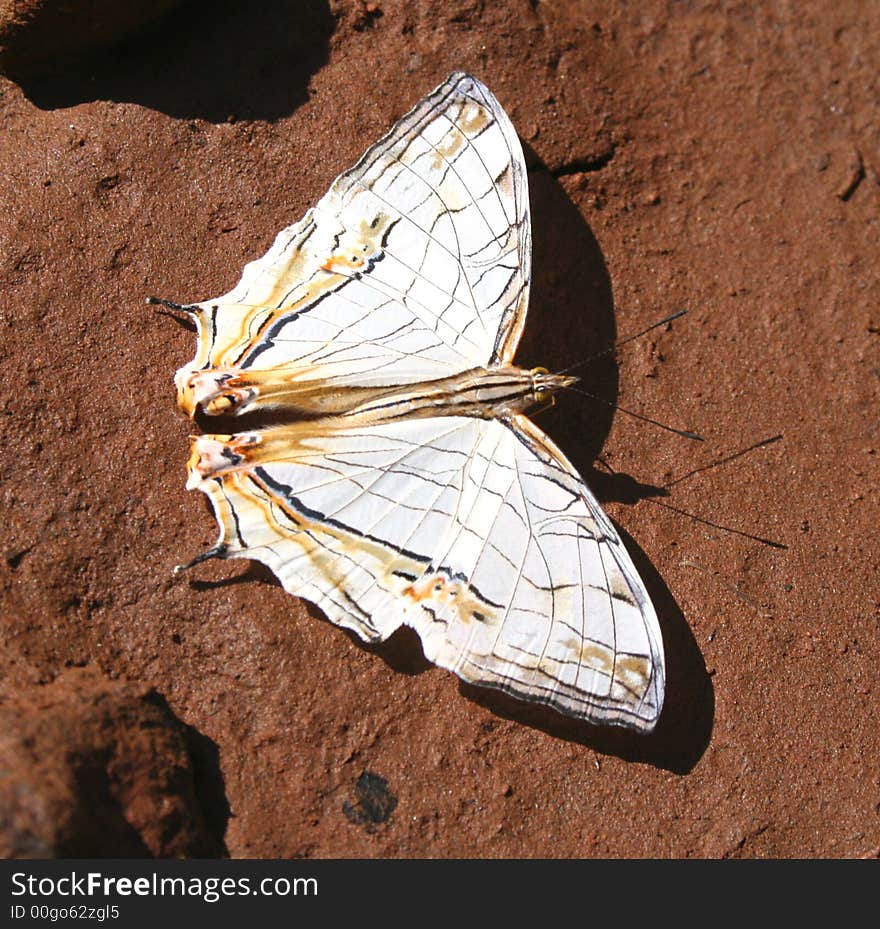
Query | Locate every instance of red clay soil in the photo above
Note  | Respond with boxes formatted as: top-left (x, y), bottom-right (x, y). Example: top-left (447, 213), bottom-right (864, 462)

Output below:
top-left (0, 1), bottom-right (877, 858)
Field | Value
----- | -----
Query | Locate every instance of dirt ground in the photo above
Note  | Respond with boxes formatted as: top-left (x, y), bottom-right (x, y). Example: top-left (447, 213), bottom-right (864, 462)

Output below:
top-left (0, 0), bottom-right (877, 858)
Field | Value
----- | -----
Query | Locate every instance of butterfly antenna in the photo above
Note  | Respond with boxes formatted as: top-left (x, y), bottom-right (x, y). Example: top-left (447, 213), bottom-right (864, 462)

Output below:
top-left (558, 309), bottom-right (688, 376)
top-left (568, 385), bottom-right (703, 441)
top-left (146, 296), bottom-right (200, 314)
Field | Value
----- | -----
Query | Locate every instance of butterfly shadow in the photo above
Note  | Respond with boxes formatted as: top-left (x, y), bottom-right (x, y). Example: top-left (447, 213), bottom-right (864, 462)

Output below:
top-left (11, 0), bottom-right (333, 123)
top-left (349, 624), bottom-right (435, 678)
top-left (521, 146), bottom-right (686, 511)
top-left (460, 522), bottom-right (714, 775)
top-left (187, 560), bottom-right (281, 593)
top-left (516, 155), bottom-right (619, 462)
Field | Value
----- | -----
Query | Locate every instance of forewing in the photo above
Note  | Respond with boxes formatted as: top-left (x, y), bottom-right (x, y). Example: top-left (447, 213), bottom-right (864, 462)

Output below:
top-left (181, 72), bottom-right (531, 396)
top-left (189, 414), bottom-right (664, 731)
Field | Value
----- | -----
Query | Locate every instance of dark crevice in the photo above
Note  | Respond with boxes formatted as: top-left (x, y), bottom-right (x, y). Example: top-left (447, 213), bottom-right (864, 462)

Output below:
top-left (551, 145), bottom-right (617, 178)
top-left (838, 151), bottom-right (864, 202)
top-left (6, 544), bottom-right (34, 569)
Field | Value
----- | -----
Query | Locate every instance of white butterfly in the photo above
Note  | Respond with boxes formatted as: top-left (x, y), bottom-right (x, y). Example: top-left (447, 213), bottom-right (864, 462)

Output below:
top-left (168, 72), bottom-right (665, 732)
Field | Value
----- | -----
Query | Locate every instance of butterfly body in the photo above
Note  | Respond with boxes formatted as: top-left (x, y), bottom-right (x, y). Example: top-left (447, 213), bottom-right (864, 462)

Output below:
top-left (170, 72), bottom-right (666, 731)
top-left (180, 357), bottom-right (572, 420)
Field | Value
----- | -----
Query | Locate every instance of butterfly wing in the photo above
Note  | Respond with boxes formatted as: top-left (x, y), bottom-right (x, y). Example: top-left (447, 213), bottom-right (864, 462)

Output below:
top-left (429, 413), bottom-right (665, 731)
top-left (401, 414), bottom-right (664, 731)
top-left (178, 72), bottom-right (531, 414)
top-left (188, 417), bottom-right (483, 644)
top-left (189, 414), bottom-right (664, 731)
top-left (174, 72), bottom-right (665, 730)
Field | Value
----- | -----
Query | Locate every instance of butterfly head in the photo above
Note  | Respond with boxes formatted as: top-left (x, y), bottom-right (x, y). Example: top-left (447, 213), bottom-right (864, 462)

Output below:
top-left (529, 367), bottom-right (578, 410)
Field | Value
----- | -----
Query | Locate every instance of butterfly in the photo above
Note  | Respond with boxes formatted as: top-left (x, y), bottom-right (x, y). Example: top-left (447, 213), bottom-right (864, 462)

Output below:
top-left (165, 72), bottom-right (665, 732)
